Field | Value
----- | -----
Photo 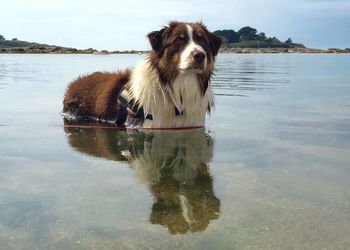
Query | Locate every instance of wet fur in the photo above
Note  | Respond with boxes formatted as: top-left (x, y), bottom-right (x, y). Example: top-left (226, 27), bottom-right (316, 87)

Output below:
top-left (63, 70), bottom-right (130, 121)
top-left (63, 21), bottom-right (222, 127)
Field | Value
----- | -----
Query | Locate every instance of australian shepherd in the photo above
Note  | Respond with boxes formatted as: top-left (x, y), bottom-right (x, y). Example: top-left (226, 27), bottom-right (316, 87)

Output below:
top-left (63, 21), bottom-right (223, 128)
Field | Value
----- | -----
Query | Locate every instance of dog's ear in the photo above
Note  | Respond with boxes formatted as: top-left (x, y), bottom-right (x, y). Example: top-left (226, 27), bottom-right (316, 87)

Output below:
top-left (147, 27), bottom-right (167, 55)
top-left (208, 32), bottom-right (223, 56)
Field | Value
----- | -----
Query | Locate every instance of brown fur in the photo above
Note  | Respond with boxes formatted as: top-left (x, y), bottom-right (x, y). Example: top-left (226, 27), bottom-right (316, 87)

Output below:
top-left (63, 21), bottom-right (222, 124)
top-left (63, 70), bottom-right (130, 121)
top-left (147, 21), bottom-right (222, 95)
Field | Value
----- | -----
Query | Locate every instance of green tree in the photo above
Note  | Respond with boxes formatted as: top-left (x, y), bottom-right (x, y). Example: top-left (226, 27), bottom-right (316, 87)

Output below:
top-left (213, 30), bottom-right (240, 43)
top-left (285, 38), bottom-right (292, 44)
top-left (257, 32), bottom-right (267, 41)
top-left (0, 34), bottom-right (5, 40)
top-left (238, 26), bottom-right (258, 41)
top-left (12, 38), bottom-right (18, 41)
top-left (271, 36), bottom-right (280, 43)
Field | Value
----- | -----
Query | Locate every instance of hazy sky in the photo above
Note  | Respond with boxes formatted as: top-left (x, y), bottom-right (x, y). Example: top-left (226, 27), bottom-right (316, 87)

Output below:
top-left (1, 0), bottom-right (349, 50)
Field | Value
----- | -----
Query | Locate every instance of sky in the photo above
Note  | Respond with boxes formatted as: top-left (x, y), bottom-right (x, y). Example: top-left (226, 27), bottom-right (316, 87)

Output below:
top-left (1, 0), bottom-right (349, 50)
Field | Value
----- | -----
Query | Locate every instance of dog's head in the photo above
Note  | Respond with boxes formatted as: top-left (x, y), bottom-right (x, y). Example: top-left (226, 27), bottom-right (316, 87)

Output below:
top-left (147, 21), bottom-right (223, 92)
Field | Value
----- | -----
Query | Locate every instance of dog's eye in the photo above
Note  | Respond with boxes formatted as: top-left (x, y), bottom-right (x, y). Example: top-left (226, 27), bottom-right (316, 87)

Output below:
top-left (195, 33), bottom-right (208, 45)
top-left (175, 34), bottom-right (186, 43)
top-left (196, 32), bottom-right (205, 40)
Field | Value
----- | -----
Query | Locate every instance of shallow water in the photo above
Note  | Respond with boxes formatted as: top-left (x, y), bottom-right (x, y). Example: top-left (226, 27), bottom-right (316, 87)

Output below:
top-left (1, 54), bottom-right (350, 249)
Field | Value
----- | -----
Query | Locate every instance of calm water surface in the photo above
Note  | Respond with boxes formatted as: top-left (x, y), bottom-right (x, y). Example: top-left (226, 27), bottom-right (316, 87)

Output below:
top-left (0, 54), bottom-right (350, 249)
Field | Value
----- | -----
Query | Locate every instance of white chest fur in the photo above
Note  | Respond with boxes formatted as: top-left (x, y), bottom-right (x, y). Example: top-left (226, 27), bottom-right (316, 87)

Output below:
top-left (129, 60), bottom-right (213, 128)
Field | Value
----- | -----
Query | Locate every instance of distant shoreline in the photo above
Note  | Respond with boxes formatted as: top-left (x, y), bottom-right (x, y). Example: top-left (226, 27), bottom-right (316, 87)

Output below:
top-left (0, 45), bottom-right (148, 55)
top-left (0, 46), bottom-right (349, 54)
top-left (220, 47), bottom-right (350, 54)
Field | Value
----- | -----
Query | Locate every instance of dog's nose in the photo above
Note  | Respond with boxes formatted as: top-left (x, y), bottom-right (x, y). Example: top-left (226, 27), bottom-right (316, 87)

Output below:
top-left (193, 51), bottom-right (206, 63)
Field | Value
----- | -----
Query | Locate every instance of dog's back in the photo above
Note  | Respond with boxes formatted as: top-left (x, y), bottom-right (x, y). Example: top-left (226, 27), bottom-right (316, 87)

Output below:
top-left (63, 70), bottom-right (130, 122)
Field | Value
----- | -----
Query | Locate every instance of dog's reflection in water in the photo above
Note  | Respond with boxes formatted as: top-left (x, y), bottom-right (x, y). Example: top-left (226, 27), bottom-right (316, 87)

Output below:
top-left (64, 121), bottom-right (220, 234)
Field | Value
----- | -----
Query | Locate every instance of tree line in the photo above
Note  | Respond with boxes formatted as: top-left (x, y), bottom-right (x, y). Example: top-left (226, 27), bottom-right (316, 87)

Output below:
top-left (214, 27), bottom-right (305, 48)
top-left (0, 34), bottom-right (47, 48)
top-left (2, 27), bottom-right (305, 50)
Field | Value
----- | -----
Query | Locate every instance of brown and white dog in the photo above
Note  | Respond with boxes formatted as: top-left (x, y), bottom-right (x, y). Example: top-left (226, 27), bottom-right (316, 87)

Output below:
top-left (63, 21), bottom-right (222, 128)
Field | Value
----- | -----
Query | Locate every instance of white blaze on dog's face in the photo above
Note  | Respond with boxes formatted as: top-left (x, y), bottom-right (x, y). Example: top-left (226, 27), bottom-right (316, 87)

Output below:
top-left (179, 25), bottom-right (207, 73)
top-left (147, 21), bottom-right (223, 92)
